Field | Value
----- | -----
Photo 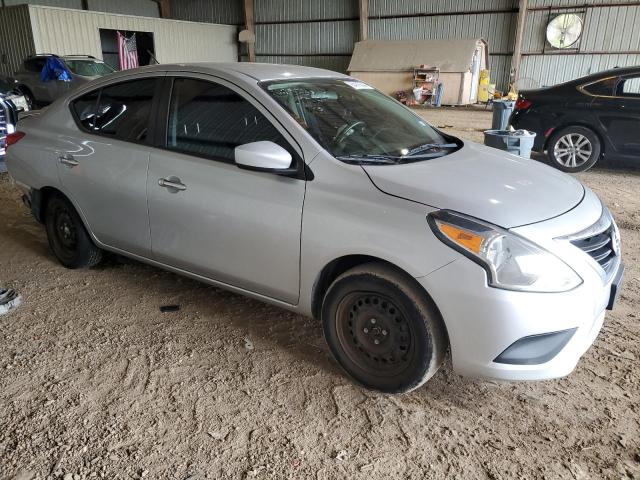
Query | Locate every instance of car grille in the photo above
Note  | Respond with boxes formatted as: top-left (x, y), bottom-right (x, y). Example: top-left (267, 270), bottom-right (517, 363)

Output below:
top-left (561, 207), bottom-right (620, 280)
top-left (570, 223), bottom-right (617, 274)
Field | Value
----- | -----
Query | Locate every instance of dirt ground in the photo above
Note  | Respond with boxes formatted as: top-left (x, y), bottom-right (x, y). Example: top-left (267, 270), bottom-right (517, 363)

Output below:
top-left (1, 107), bottom-right (639, 480)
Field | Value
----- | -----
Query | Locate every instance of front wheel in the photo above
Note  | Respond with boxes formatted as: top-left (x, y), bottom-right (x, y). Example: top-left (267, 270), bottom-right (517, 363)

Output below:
top-left (44, 194), bottom-right (102, 269)
top-left (548, 126), bottom-right (601, 173)
top-left (321, 263), bottom-right (448, 393)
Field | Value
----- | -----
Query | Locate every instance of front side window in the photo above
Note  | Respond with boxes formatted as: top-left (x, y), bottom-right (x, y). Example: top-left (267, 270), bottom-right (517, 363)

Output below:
top-left (94, 78), bottom-right (157, 142)
top-left (167, 78), bottom-right (291, 162)
top-left (262, 78), bottom-right (456, 163)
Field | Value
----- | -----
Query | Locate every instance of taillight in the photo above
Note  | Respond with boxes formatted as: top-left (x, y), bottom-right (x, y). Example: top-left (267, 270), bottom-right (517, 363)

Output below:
top-left (515, 98), bottom-right (532, 110)
top-left (6, 131), bottom-right (25, 147)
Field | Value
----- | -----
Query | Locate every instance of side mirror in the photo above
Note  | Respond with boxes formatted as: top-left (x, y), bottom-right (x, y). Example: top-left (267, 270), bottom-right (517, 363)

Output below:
top-left (234, 141), bottom-right (296, 175)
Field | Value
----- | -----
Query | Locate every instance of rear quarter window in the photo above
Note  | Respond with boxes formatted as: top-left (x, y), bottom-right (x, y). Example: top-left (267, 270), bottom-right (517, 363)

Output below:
top-left (582, 77), bottom-right (616, 96)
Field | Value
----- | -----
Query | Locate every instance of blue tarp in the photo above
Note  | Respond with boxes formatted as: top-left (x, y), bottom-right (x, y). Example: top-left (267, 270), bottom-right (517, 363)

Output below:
top-left (40, 57), bottom-right (72, 82)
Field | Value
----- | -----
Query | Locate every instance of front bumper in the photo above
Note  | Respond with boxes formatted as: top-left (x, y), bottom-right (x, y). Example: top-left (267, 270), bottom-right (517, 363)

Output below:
top-left (418, 258), bottom-right (619, 381)
top-left (419, 188), bottom-right (621, 381)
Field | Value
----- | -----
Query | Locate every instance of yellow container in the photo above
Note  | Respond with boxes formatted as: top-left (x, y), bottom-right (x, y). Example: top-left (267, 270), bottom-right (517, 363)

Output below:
top-left (478, 69), bottom-right (491, 103)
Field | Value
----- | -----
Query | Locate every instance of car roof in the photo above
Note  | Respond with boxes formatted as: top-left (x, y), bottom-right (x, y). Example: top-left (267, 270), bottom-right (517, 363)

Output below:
top-left (100, 62), bottom-right (351, 83)
top-left (26, 54), bottom-right (98, 60)
top-left (567, 65), bottom-right (640, 85)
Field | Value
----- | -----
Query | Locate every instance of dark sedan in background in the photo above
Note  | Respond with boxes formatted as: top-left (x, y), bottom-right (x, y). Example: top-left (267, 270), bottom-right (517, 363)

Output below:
top-left (510, 66), bottom-right (640, 172)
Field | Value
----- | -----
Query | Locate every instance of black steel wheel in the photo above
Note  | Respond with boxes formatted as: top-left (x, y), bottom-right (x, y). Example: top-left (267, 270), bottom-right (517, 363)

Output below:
top-left (45, 194), bottom-right (102, 269)
top-left (322, 263), bottom-right (447, 393)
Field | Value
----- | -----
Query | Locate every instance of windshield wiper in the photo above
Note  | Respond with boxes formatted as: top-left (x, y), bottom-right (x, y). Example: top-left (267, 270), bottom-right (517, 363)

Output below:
top-left (335, 154), bottom-right (401, 164)
top-left (404, 142), bottom-right (458, 157)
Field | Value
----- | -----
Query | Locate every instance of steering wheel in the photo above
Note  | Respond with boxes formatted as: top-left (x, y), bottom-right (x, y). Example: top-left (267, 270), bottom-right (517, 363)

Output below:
top-left (333, 121), bottom-right (366, 146)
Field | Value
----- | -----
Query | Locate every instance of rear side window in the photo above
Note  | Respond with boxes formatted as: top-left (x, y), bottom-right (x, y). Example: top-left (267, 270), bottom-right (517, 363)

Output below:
top-left (24, 58), bottom-right (46, 72)
top-left (70, 78), bottom-right (157, 143)
top-left (582, 77), bottom-right (616, 96)
top-left (71, 90), bottom-right (100, 130)
top-left (166, 78), bottom-right (291, 162)
top-left (94, 79), bottom-right (157, 142)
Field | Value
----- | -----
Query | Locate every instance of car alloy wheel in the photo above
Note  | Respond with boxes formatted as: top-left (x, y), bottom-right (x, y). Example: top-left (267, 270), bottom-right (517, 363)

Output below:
top-left (553, 133), bottom-right (593, 169)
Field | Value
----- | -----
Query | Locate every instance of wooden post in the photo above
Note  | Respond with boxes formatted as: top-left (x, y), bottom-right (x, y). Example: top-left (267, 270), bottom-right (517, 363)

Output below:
top-left (359, 0), bottom-right (368, 41)
top-left (244, 0), bottom-right (256, 62)
top-left (511, 0), bottom-right (528, 86)
top-left (156, 0), bottom-right (171, 19)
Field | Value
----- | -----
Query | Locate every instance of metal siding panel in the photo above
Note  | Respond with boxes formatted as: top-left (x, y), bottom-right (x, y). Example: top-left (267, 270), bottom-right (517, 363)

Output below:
top-left (0, 5), bottom-right (35, 76)
top-left (255, 0), bottom-right (358, 22)
top-left (369, 13), bottom-right (516, 53)
top-left (255, 20), bottom-right (358, 55)
top-left (87, 0), bottom-right (159, 18)
top-left (4, 0), bottom-right (81, 7)
top-left (27, 6), bottom-right (237, 63)
top-left (171, 0), bottom-right (243, 25)
top-left (369, 0), bottom-right (516, 16)
top-left (528, 0), bottom-right (629, 7)
top-left (252, 54), bottom-right (350, 73)
top-left (520, 53), bottom-right (640, 87)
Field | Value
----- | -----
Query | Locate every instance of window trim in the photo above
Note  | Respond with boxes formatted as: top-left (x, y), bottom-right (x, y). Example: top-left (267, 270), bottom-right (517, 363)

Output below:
top-left (68, 77), bottom-right (163, 147)
top-left (154, 74), bottom-right (309, 180)
top-left (578, 74), bottom-right (640, 101)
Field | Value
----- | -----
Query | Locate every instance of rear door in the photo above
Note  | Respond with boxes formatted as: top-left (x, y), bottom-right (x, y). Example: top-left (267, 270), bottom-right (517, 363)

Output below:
top-left (58, 75), bottom-right (163, 256)
top-left (605, 75), bottom-right (640, 158)
top-left (146, 75), bottom-right (306, 303)
top-left (587, 75), bottom-right (640, 159)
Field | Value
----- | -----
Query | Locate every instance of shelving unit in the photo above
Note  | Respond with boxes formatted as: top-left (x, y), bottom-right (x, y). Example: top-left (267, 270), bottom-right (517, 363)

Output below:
top-left (412, 66), bottom-right (440, 105)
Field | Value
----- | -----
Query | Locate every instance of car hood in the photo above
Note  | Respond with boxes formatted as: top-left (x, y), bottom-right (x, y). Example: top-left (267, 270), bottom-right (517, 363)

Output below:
top-left (362, 141), bottom-right (585, 228)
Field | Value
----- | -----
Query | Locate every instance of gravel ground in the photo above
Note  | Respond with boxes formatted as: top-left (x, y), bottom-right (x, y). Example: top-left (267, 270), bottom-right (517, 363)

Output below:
top-left (1, 107), bottom-right (639, 480)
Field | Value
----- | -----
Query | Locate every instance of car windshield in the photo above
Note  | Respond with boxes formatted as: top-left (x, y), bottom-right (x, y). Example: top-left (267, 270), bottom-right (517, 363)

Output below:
top-left (262, 78), bottom-right (458, 163)
top-left (64, 59), bottom-right (115, 77)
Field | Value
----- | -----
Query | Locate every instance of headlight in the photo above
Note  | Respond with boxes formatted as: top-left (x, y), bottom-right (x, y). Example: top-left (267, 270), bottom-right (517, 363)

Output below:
top-left (428, 210), bottom-right (583, 293)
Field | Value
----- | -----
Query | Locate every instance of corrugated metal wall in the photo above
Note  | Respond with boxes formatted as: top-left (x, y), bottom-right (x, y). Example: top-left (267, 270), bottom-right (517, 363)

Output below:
top-left (3, 0), bottom-right (159, 17)
top-left (368, 0), bottom-right (517, 90)
top-left (520, 2), bottom-right (640, 87)
top-left (172, 0), bottom-right (243, 26)
top-left (0, 5), bottom-right (35, 76)
top-left (86, 0), bottom-right (159, 17)
top-left (4, 0), bottom-right (81, 8)
top-left (27, 5), bottom-right (237, 64)
top-left (247, 0), bottom-right (358, 72)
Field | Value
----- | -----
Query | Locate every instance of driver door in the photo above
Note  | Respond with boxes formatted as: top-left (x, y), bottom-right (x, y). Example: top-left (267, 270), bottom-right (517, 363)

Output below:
top-left (146, 76), bottom-right (306, 304)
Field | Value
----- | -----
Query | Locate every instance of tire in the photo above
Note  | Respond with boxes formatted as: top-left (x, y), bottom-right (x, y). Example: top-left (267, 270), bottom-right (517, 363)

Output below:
top-left (548, 126), bottom-right (601, 173)
top-left (44, 194), bottom-right (102, 269)
top-left (18, 87), bottom-right (36, 110)
top-left (321, 262), bottom-right (448, 393)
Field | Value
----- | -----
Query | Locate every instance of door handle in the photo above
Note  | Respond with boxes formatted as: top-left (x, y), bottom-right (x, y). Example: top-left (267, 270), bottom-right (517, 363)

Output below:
top-left (58, 154), bottom-right (79, 167)
top-left (158, 177), bottom-right (187, 191)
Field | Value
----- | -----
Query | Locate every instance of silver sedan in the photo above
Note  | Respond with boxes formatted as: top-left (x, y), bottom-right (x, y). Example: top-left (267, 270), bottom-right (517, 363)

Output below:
top-left (5, 63), bottom-right (623, 393)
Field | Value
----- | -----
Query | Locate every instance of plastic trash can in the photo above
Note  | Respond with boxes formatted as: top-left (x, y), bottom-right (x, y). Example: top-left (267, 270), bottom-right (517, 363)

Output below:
top-left (483, 129), bottom-right (537, 159)
top-left (491, 100), bottom-right (515, 130)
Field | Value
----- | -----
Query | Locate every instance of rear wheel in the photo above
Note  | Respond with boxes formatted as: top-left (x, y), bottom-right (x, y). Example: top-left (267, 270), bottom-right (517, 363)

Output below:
top-left (44, 194), bottom-right (102, 269)
top-left (548, 126), bottom-right (601, 173)
top-left (321, 263), bottom-right (447, 393)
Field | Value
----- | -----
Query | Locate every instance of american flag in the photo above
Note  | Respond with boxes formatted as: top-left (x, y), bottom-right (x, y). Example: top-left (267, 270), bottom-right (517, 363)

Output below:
top-left (117, 31), bottom-right (139, 70)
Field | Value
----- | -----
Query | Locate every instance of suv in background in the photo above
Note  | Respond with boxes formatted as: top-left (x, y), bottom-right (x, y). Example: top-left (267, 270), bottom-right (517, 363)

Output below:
top-left (14, 54), bottom-right (115, 107)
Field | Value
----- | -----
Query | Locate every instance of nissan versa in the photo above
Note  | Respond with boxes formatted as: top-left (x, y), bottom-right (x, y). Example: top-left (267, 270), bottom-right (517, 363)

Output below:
top-left (5, 64), bottom-right (624, 393)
